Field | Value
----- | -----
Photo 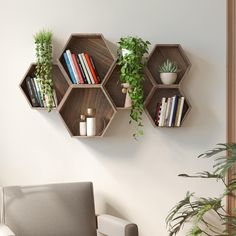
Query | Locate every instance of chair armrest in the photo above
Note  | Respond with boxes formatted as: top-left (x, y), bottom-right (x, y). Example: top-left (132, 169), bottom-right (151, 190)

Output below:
top-left (0, 224), bottom-right (15, 236)
top-left (97, 214), bottom-right (138, 236)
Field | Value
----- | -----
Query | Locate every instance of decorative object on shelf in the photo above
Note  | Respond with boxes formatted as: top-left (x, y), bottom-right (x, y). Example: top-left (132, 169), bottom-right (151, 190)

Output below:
top-left (166, 143), bottom-right (236, 236)
top-left (117, 36), bottom-right (150, 139)
top-left (121, 83), bottom-right (132, 108)
top-left (79, 115), bottom-right (87, 136)
top-left (159, 59), bottom-right (179, 85)
top-left (34, 30), bottom-right (54, 111)
top-left (86, 108), bottom-right (96, 136)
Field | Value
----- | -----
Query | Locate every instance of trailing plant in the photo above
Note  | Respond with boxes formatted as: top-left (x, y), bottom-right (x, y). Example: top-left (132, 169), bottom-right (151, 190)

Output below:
top-left (34, 30), bottom-right (54, 112)
top-left (166, 143), bottom-right (236, 236)
top-left (159, 59), bottom-right (178, 73)
top-left (117, 36), bottom-right (150, 139)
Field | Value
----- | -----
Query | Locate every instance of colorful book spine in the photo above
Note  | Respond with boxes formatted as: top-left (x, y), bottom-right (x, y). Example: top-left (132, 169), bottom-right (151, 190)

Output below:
top-left (159, 97), bottom-right (167, 127)
top-left (76, 56), bottom-right (87, 84)
top-left (154, 102), bottom-right (161, 126)
top-left (72, 54), bottom-right (84, 84)
top-left (78, 54), bottom-right (92, 84)
top-left (66, 50), bottom-right (79, 84)
top-left (84, 53), bottom-right (99, 84)
top-left (164, 97), bottom-right (171, 126)
top-left (89, 56), bottom-right (100, 83)
top-left (81, 53), bottom-right (95, 84)
top-left (168, 96), bottom-right (177, 127)
top-left (170, 95), bottom-right (179, 127)
top-left (63, 52), bottom-right (77, 84)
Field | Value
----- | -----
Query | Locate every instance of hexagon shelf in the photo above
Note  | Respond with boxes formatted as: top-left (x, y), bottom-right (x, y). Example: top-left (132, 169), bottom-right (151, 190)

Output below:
top-left (147, 44), bottom-right (191, 86)
top-left (145, 87), bottom-right (191, 128)
top-left (58, 86), bottom-right (116, 137)
top-left (20, 63), bottom-right (70, 109)
top-left (58, 33), bottom-right (115, 85)
top-left (103, 62), bottom-right (155, 109)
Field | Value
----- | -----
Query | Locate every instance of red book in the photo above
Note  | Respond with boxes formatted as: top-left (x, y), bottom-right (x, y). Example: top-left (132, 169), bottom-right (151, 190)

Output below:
top-left (84, 53), bottom-right (99, 84)
top-left (72, 54), bottom-right (84, 84)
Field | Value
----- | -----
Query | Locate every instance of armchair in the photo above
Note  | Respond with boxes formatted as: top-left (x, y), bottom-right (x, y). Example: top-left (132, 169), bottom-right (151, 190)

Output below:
top-left (0, 182), bottom-right (138, 236)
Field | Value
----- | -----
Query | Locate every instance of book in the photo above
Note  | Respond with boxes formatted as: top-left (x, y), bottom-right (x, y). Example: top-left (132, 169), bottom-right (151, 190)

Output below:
top-left (154, 102), bottom-right (161, 126)
top-left (33, 78), bottom-right (44, 107)
top-left (78, 53), bottom-right (92, 84)
top-left (63, 52), bottom-right (77, 84)
top-left (169, 95), bottom-right (179, 127)
top-left (26, 76), bottom-right (40, 107)
top-left (71, 54), bottom-right (84, 84)
top-left (30, 77), bottom-right (41, 107)
top-left (81, 53), bottom-right (95, 84)
top-left (90, 56), bottom-right (100, 83)
top-left (164, 97), bottom-right (171, 126)
top-left (159, 97), bottom-right (167, 127)
top-left (175, 97), bottom-right (185, 127)
top-left (66, 50), bottom-right (79, 84)
top-left (84, 53), bottom-right (99, 84)
top-left (76, 56), bottom-right (88, 84)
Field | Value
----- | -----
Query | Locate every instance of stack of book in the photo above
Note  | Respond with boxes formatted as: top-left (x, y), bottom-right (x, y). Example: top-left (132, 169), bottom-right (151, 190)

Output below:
top-left (63, 50), bottom-right (100, 84)
top-left (155, 95), bottom-right (185, 127)
top-left (25, 76), bottom-right (57, 108)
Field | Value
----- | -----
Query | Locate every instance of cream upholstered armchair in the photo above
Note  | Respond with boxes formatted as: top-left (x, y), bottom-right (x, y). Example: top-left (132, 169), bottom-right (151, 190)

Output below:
top-left (0, 182), bottom-right (138, 236)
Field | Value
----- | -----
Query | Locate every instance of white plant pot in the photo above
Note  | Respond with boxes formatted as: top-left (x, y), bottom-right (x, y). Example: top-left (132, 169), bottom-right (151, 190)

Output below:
top-left (160, 73), bottom-right (177, 85)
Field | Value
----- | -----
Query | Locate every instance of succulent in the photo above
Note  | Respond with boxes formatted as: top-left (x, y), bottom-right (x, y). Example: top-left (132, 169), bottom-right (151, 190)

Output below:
top-left (159, 59), bottom-right (178, 73)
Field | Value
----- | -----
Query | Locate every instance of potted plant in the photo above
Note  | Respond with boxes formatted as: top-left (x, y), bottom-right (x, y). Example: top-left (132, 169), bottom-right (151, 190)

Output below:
top-left (159, 59), bottom-right (179, 85)
top-left (117, 36), bottom-right (150, 139)
top-left (34, 30), bottom-right (54, 112)
top-left (166, 143), bottom-right (236, 236)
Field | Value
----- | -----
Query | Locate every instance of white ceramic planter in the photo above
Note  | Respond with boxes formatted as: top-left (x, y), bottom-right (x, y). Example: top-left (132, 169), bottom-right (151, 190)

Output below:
top-left (160, 73), bottom-right (177, 85)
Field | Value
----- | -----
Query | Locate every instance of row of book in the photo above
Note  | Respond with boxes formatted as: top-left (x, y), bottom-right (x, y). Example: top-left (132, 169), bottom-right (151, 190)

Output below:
top-left (63, 50), bottom-right (100, 84)
top-left (155, 95), bottom-right (185, 127)
top-left (25, 76), bottom-right (57, 108)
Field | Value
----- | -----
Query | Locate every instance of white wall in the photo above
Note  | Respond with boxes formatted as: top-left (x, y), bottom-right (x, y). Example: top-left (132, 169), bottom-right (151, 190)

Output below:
top-left (0, 0), bottom-right (226, 235)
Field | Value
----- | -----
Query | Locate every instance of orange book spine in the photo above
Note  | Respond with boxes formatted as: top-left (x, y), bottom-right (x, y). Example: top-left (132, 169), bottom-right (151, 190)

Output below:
top-left (84, 53), bottom-right (99, 84)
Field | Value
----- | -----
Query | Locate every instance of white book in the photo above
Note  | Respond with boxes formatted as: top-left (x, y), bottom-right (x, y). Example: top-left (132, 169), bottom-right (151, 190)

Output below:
top-left (168, 96), bottom-right (178, 127)
top-left (164, 97), bottom-right (171, 126)
top-left (176, 97), bottom-right (185, 127)
top-left (78, 54), bottom-right (92, 84)
top-left (66, 50), bottom-right (79, 84)
top-left (81, 53), bottom-right (95, 84)
top-left (159, 97), bottom-right (167, 127)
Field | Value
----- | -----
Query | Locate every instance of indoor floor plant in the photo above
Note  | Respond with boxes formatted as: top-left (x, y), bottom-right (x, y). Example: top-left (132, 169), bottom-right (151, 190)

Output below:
top-left (34, 30), bottom-right (54, 112)
top-left (166, 143), bottom-right (236, 236)
top-left (117, 36), bottom-right (150, 139)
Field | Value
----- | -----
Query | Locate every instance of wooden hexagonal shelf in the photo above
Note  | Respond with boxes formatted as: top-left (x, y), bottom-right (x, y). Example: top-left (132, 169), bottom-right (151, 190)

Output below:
top-left (145, 87), bottom-right (191, 128)
top-left (103, 61), bottom-right (156, 109)
top-left (58, 86), bottom-right (116, 137)
top-left (58, 33), bottom-right (115, 85)
top-left (146, 44), bottom-right (191, 86)
top-left (20, 63), bottom-right (70, 109)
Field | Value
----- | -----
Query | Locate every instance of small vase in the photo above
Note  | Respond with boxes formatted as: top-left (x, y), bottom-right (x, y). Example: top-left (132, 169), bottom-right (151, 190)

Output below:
top-left (160, 73), bottom-right (177, 85)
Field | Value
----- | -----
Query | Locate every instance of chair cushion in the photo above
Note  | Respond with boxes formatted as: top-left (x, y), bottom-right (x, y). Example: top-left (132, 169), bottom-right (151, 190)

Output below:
top-left (3, 182), bottom-right (97, 236)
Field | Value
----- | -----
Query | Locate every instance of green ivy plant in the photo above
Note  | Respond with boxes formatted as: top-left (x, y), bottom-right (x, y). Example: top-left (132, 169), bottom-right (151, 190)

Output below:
top-left (166, 143), bottom-right (236, 236)
top-left (117, 36), bottom-right (150, 139)
top-left (34, 30), bottom-right (54, 112)
top-left (159, 59), bottom-right (178, 73)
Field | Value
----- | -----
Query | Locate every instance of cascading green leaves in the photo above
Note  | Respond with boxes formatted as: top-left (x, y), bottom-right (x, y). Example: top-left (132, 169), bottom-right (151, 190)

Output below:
top-left (34, 30), bottom-right (53, 112)
top-left (117, 36), bottom-right (150, 139)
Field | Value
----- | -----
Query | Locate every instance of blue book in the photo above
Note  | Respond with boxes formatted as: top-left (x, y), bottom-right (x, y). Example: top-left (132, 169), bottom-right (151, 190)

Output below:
top-left (171, 95), bottom-right (179, 127)
top-left (63, 52), bottom-right (77, 84)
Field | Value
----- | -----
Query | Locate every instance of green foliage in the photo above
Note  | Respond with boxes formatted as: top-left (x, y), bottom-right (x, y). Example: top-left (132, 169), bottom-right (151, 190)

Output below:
top-left (34, 30), bottom-right (53, 112)
top-left (166, 143), bottom-right (236, 236)
top-left (159, 59), bottom-right (178, 73)
top-left (117, 36), bottom-right (150, 139)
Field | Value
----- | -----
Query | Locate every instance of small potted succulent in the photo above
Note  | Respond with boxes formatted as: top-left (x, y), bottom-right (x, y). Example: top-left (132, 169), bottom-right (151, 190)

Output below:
top-left (159, 59), bottom-right (179, 85)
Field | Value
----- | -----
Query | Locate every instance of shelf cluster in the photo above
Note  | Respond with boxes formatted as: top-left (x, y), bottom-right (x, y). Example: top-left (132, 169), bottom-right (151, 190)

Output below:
top-left (20, 34), bottom-right (191, 138)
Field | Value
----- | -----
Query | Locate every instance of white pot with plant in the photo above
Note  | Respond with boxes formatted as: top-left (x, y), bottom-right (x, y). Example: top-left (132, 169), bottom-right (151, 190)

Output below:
top-left (159, 59), bottom-right (179, 85)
